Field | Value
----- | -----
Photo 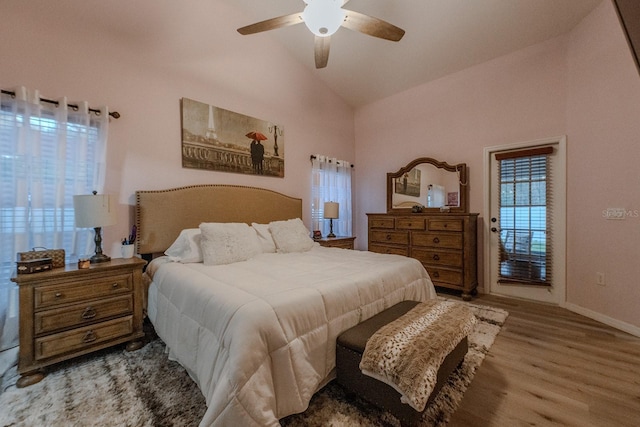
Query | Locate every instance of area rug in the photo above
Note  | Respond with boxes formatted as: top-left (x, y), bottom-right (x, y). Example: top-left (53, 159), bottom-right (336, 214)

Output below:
top-left (0, 301), bottom-right (507, 427)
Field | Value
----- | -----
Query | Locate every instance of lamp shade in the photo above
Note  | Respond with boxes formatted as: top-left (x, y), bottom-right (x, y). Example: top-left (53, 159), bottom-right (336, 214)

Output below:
top-left (73, 193), bottom-right (117, 228)
top-left (323, 202), bottom-right (339, 219)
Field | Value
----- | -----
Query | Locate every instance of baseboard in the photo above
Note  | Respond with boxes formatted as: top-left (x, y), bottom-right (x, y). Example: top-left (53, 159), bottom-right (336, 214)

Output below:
top-left (565, 302), bottom-right (640, 338)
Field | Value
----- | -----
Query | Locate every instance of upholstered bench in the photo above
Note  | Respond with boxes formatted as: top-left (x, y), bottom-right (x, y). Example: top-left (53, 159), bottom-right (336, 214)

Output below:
top-left (336, 300), bottom-right (469, 426)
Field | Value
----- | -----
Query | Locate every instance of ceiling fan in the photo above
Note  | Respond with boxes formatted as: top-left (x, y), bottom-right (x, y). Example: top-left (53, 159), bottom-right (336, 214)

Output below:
top-left (237, 0), bottom-right (405, 69)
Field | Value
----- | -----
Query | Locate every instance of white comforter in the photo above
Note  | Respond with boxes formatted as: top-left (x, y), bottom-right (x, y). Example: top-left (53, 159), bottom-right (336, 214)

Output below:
top-left (146, 246), bottom-right (436, 426)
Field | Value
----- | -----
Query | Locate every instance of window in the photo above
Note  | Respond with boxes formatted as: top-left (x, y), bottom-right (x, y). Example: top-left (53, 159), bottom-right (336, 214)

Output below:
top-left (497, 146), bottom-right (553, 285)
top-left (310, 155), bottom-right (352, 237)
top-left (0, 88), bottom-right (109, 351)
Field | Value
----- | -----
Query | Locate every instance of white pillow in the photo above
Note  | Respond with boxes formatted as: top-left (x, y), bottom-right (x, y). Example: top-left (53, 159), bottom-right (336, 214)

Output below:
top-left (164, 228), bottom-right (203, 263)
top-left (268, 218), bottom-right (315, 253)
top-left (252, 223), bottom-right (276, 253)
top-left (200, 222), bottom-right (262, 265)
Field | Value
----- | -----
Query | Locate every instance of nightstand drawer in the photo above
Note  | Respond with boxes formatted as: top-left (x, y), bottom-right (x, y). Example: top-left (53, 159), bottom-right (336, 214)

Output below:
top-left (35, 273), bottom-right (132, 309)
top-left (34, 295), bottom-right (134, 335)
top-left (35, 316), bottom-right (134, 361)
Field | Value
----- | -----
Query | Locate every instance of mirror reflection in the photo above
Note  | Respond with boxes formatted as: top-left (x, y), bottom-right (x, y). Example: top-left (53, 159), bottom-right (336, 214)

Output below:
top-left (387, 158), bottom-right (468, 213)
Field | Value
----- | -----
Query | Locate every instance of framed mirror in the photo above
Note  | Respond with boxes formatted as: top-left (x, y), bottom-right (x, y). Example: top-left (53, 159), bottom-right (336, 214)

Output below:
top-left (387, 157), bottom-right (468, 213)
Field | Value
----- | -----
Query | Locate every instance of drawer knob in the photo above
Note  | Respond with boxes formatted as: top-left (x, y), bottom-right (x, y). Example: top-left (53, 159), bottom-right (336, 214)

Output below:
top-left (81, 306), bottom-right (97, 320)
top-left (433, 254), bottom-right (440, 261)
top-left (433, 237), bottom-right (440, 244)
top-left (112, 283), bottom-right (119, 288)
top-left (82, 330), bottom-right (97, 344)
top-left (55, 292), bottom-right (62, 298)
top-left (386, 234), bottom-right (392, 240)
top-left (433, 271), bottom-right (440, 278)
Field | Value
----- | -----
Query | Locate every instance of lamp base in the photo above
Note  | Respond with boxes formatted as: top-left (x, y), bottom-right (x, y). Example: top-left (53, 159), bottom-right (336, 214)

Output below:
top-left (327, 218), bottom-right (336, 238)
top-left (90, 226), bottom-right (110, 264)
top-left (90, 253), bottom-right (111, 264)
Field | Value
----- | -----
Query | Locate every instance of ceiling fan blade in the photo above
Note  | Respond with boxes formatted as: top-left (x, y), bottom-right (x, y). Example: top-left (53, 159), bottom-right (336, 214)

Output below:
top-left (342, 9), bottom-right (405, 42)
top-left (237, 12), bottom-right (303, 35)
top-left (314, 36), bottom-right (330, 69)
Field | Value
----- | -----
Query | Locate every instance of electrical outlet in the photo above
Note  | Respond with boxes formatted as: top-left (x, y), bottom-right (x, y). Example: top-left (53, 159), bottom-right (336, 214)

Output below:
top-left (596, 272), bottom-right (606, 286)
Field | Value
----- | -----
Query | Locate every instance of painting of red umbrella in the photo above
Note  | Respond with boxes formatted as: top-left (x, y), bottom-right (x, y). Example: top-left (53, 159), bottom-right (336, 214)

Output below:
top-left (181, 97), bottom-right (284, 177)
top-left (246, 131), bottom-right (268, 141)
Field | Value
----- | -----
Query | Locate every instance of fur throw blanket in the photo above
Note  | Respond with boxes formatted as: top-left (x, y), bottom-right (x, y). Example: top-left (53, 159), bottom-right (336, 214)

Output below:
top-left (359, 299), bottom-right (477, 411)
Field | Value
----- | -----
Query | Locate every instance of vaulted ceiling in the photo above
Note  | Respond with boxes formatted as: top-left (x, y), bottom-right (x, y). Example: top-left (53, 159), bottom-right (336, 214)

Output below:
top-left (6, 0), bottom-right (603, 108)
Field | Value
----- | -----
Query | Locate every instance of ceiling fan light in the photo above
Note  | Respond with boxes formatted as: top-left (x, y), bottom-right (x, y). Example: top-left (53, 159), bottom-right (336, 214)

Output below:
top-left (302, 0), bottom-right (345, 37)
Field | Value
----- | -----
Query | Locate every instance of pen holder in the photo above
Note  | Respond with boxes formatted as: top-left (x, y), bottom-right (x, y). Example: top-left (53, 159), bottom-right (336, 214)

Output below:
top-left (121, 244), bottom-right (135, 259)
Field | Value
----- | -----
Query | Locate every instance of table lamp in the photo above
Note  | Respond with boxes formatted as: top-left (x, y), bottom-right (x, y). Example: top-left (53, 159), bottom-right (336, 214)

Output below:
top-left (73, 191), bottom-right (117, 263)
top-left (324, 201), bottom-right (339, 238)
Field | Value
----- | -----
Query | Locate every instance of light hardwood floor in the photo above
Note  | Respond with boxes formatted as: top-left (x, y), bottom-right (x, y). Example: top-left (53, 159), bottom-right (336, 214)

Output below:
top-left (446, 293), bottom-right (640, 427)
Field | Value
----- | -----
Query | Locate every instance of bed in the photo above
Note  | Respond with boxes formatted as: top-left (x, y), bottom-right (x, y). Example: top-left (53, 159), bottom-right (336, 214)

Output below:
top-left (135, 185), bottom-right (437, 427)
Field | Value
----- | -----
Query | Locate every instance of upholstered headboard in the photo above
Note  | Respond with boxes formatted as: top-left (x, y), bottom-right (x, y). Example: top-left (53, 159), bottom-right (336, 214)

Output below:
top-left (135, 184), bottom-right (303, 255)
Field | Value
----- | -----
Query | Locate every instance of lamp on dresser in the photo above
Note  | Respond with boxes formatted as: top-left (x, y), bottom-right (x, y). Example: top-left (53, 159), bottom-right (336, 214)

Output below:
top-left (324, 201), bottom-right (339, 238)
top-left (73, 191), bottom-right (117, 263)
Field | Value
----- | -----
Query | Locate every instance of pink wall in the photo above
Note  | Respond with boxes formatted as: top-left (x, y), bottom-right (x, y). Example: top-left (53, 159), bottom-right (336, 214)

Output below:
top-left (354, 0), bottom-right (640, 330)
top-left (565, 1), bottom-right (640, 328)
top-left (0, 0), bottom-right (355, 256)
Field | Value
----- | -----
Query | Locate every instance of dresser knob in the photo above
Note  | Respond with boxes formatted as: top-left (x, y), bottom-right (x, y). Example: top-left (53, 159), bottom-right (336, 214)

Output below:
top-left (112, 283), bottom-right (119, 288)
top-left (81, 306), bottom-right (97, 320)
top-left (433, 271), bottom-right (440, 278)
top-left (386, 234), bottom-right (391, 240)
top-left (433, 237), bottom-right (440, 244)
top-left (55, 292), bottom-right (62, 298)
top-left (82, 330), bottom-right (97, 343)
top-left (433, 254), bottom-right (440, 261)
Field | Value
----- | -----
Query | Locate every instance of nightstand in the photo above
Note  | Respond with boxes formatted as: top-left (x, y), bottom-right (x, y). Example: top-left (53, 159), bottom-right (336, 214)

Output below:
top-left (11, 257), bottom-right (147, 388)
top-left (316, 236), bottom-right (356, 249)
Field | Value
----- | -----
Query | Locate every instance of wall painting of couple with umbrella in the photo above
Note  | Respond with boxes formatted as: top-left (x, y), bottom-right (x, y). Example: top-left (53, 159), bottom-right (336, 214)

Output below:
top-left (181, 97), bottom-right (284, 177)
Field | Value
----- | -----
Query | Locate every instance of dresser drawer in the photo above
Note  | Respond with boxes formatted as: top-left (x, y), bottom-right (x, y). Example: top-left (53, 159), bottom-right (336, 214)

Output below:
top-left (369, 217), bottom-right (395, 229)
top-left (35, 273), bottom-right (133, 309)
top-left (369, 230), bottom-right (409, 245)
top-left (34, 295), bottom-right (134, 335)
top-left (35, 316), bottom-right (134, 361)
top-left (412, 232), bottom-right (463, 249)
top-left (411, 248), bottom-right (463, 268)
top-left (369, 244), bottom-right (409, 256)
top-left (425, 267), bottom-right (463, 286)
top-left (427, 218), bottom-right (463, 232)
top-left (396, 218), bottom-right (425, 230)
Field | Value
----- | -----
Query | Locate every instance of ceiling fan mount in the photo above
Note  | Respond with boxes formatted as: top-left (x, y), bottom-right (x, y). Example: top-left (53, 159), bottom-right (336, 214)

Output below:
top-left (237, 0), bottom-right (405, 69)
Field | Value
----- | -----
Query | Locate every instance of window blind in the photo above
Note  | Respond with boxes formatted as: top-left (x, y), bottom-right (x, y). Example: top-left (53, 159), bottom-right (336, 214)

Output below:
top-left (497, 146), bottom-right (554, 286)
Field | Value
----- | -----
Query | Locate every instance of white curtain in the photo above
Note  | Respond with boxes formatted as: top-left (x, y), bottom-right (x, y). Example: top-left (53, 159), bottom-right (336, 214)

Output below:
top-left (311, 155), bottom-right (352, 237)
top-left (0, 87), bottom-right (109, 354)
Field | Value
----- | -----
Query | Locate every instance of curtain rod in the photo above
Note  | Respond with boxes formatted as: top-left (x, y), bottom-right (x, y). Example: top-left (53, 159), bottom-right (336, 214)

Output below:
top-left (1, 89), bottom-right (120, 119)
top-left (310, 154), bottom-right (354, 168)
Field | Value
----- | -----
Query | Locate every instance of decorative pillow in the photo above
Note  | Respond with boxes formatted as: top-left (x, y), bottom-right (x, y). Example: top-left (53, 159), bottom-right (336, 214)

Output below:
top-left (200, 222), bottom-right (262, 266)
top-left (164, 228), bottom-right (202, 263)
top-left (268, 218), bottom-right (315, 253)
top-left (252, 223), bottom-right (276, 253)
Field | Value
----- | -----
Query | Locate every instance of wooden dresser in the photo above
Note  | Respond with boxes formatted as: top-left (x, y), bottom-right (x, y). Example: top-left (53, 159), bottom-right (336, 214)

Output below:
top-left (367, 213), bottom-right (478, 300)
top-left (11, 257), bottom-right (147, 387)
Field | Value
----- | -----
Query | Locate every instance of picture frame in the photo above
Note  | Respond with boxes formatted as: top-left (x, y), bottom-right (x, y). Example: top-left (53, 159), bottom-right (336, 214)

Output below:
top-left (181, 97), bottom-right (284, 177)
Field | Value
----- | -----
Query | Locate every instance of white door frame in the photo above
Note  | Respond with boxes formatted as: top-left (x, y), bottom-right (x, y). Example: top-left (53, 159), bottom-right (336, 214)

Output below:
top-left (483, 136), bottom-right (567, 306)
